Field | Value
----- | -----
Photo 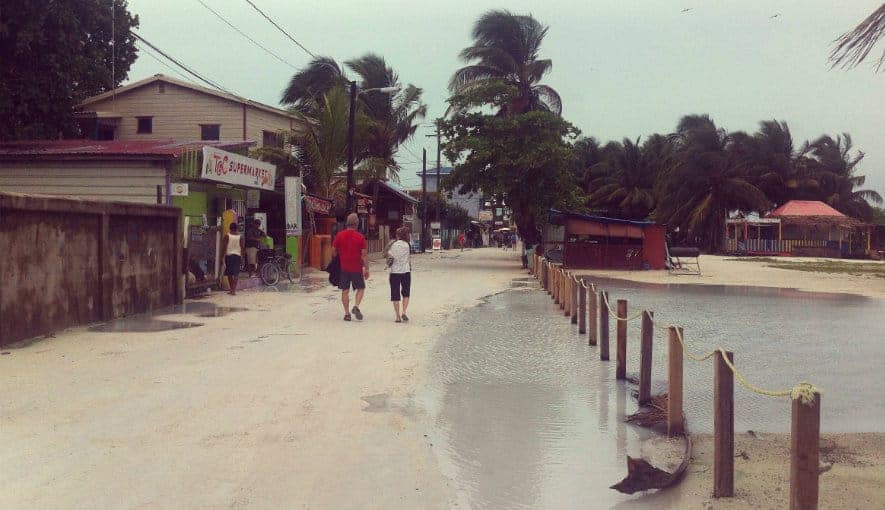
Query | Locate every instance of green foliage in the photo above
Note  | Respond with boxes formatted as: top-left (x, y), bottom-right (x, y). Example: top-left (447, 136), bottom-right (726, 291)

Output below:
top-left (0, 0), bottom-right (139, 139)
top-left (449, 10), bottom-right (561, 115)
top-left (280, 53), bottom-right (426, 183)
top-left (441, 82), bottom-right (582, 244)
top-left (416, 194), bottom-right (471, 231)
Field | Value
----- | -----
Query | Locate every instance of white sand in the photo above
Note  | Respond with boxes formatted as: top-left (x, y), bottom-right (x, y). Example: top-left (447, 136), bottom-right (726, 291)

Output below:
top-left (579, 255), bottom-right (885, 298)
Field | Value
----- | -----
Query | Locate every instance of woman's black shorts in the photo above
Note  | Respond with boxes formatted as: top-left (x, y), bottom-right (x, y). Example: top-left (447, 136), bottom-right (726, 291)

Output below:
top-left (224, 254), bottom-right (242, 277)
top-left (389, 272), bottom-right (411, 301)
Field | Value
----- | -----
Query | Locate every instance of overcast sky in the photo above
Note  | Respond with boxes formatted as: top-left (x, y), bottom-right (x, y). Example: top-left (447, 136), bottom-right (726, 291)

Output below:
top-left (127, 0), bottom-right (884, 193)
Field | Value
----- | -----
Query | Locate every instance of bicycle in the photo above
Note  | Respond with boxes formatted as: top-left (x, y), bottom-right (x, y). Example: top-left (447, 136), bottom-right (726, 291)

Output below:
top-left (258, 249), bottom-right (295, 286)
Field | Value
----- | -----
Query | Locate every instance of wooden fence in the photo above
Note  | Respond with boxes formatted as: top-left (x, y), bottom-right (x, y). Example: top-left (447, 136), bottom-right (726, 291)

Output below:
top-left (530, 254), bottom-right (822, 509)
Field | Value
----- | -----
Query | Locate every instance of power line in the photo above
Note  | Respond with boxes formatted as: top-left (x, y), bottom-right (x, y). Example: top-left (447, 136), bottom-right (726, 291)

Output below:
top-left (135, 41), bottom-right (192, 81)
top-left (243, 0), bottom-right (317, 59)
top-left (195, 0), bottom-right (298, 70)
top-left (131, 32), bottom-right (232, 94)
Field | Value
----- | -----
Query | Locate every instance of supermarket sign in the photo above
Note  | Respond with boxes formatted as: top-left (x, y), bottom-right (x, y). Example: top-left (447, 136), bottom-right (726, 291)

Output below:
top-left (201, 146), bottom-right (276, 191)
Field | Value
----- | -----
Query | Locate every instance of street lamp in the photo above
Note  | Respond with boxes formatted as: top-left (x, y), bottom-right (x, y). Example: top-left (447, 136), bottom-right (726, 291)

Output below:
top-left (345, 82), bottom-right (401, 213)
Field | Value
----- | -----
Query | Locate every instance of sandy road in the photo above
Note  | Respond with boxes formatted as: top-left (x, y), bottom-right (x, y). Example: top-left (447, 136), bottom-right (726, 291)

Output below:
top-left (1, 248), bottom-right (524, 509)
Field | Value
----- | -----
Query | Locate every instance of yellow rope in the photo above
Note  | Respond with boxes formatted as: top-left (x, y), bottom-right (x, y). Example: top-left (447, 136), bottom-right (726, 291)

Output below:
top-left (560, 269), bottom-right (822, 405)
top-left (601, 291), bottom-right (646, 322)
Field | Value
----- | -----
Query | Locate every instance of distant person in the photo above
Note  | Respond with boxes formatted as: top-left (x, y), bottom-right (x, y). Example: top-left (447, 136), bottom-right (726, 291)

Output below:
top-left (332, 213), bottom-right (369, 321)
top-left (388, 226), bottom-right (412, 323)
top-left (245, 218), bottom-right (265, 277)
top-left (221, 223), bottom-right (245, 295)
top-left (458, 232), bottom-right (466, 251)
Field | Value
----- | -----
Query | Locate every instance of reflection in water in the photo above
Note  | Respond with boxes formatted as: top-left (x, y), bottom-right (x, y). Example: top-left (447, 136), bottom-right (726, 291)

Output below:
top-left (428, 289), bottom-right (651, 509)
top-left (584, 277), bottom-right (885, 433)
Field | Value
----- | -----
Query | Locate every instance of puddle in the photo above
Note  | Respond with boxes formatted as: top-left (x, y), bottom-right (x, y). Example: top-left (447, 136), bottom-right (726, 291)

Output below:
top-left (425, 290), bottom-right (655, 509)
top-left (153, 302), bottom-right (250, 317)
top-left (89, 319), bottom-right (203, 333)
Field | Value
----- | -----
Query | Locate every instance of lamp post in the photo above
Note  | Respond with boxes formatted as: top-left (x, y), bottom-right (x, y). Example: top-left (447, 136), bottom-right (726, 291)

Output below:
top-left (345, 82), bottom-right (401, 214)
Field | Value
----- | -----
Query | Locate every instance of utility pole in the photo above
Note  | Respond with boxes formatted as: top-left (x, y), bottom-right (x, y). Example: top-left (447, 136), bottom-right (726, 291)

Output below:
top-left (435, 119), bottom-right (441, 226)
top-left (345, 80), bottom-right (357, 214)
top-left (421, 148), bottom-right (427, 252)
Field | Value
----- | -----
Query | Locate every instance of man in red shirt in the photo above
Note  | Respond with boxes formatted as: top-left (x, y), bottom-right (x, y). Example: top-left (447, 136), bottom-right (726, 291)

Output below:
top-left (332, 213), bottom-right (370, 321)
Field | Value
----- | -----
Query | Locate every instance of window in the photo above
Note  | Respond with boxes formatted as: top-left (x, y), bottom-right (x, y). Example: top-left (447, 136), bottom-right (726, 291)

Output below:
top-left (136, 117), bottom-right (153, 134)
top-left (262, 130), bottom-right (280, 147)
top-left (200, 124), bottom-right (220, 140)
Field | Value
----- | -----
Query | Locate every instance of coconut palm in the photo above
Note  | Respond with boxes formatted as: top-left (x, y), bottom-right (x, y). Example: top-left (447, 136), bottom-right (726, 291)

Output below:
top-left (449, 10), bottom-right (561, 115)
top-left (830, 3), bottom-right (885, 72)
top-left (587, 138), bottom-right (658, 220)
top-left (805, 134), bottom-right (883, 220)
top-left (290, 85), bottom-right (368, 199)
top-left (731, 120), bottom-right (817, 207)
top-left (655, 115), bottom-right (769, 251)
top-left (280, 54), bottom-right (426, 183)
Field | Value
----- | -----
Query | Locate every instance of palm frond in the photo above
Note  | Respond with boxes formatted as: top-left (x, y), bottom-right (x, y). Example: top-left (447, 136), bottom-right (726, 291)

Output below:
top-left (830, 3), bottom-right (885, 71)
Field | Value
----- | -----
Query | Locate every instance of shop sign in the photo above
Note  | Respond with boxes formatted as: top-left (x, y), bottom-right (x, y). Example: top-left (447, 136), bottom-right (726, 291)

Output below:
top-left (171, 182), bottom-right (189, 196)
top-left (430, 221), bottom-right (441, 229)
top-left (201, 146), bottom-right (276, 191)
top-left (285, 176), bottom-right (302, 236)
top-left (305, 195), bottom-right (332, 215)
top-left (432, 238), bottom-right (442, 250)
top-left (478, 210), bottom-right (493, 222)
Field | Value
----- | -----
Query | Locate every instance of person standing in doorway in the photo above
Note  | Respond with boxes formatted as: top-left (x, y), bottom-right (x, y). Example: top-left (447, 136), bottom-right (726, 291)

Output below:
top-left (245, 218), bottom-right (265, 277)
top-left (332, 213), bottom-right (369, 321)
top-left (221, 223), bottom-right (245, 295)
top-left (388, 227), bottom-right (412, 323)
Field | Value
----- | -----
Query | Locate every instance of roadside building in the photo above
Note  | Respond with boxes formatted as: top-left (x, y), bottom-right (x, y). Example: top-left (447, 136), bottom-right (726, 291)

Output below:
top-left (545, 209), bottom-right (667, 270)
top-left (415, 166), bottom-right (484, 219)
top-left (75, 74), bottom-right (301, 146)
top-left (725, 200), bottom-right (873, 258)
top-left (357, 181), bottom-right (419, 252)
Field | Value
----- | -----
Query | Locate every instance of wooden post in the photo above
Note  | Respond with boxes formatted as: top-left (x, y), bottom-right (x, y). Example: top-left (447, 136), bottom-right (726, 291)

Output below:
top-left (713, 350), bottom-right (734, 498)
top-left (578, 283), bottom-right (587, 334)
top-left (616, 299), bottom-right (627, 380)
top-left (569, 276), bottom-right (577, 320)
top-left (554, 270), bottom-right (560, 304)
top-left (639, 310), bottom-right (653, 404)
top-left (560, 272), bottom-right (566, 311)
top-left (667, 326), bottom-right (684, 436)
top-left (599, 291), bottom-right (609, 360)
top-left (588, 289), bottom-right (597, 346)
top-left (790, 392), bottom-right (821, 510)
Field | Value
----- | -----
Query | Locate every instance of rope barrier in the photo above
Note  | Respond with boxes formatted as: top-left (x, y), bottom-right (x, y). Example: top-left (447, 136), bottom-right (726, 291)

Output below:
top-left (535, 258), bottom-right (822, 404)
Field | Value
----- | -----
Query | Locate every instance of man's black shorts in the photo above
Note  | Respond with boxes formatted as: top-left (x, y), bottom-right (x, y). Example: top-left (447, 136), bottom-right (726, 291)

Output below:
top-left (338, 270), bottom-right (366, 291)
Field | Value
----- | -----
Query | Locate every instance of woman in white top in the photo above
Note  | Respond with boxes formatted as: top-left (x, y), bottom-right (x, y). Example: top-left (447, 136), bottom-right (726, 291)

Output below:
top-left (221, 223), bottom-right (245, 295)
top-left (388, 226), bottom-right (412, 323)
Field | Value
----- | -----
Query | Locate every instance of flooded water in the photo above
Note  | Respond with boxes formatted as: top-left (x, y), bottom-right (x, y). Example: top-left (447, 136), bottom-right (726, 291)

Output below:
top-left (424, 279), bottom-right (885, 508)
top-left (89, 301), bottom-right (251, 332)
top-left (424, 289), bottom-right (658, 509)
top-left (582, 277), bottom-right (885, 433)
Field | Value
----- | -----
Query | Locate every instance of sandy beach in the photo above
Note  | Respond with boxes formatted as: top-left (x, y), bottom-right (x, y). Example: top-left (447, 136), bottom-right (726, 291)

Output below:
top-left (580, 255), bottom-right (885, 299)
top-left (633, 432), bottom-right (885, 509)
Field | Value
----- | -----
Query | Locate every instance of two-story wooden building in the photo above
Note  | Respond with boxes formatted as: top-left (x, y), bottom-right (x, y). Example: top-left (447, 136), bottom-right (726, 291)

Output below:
top-left (75, 74), bottom-right (300, 146)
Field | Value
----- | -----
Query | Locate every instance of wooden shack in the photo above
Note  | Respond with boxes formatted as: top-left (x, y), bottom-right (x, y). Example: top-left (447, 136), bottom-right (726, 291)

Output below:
top-left (548, 210), bottom-right (667, 270)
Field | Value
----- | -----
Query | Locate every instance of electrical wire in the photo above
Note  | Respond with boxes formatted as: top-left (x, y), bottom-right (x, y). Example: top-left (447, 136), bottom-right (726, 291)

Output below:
top-left (131, 32), bottom-right (233, 94)
top-left (243, 0), bottom-right (317, 59)
top-left (195, 0), bottom-right (298, 70)
top-left (135, 41), bottom-right (192, 81)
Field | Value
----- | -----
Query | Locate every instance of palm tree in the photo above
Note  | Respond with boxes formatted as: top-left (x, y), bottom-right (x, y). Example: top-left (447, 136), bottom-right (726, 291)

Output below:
top-left (805, 134), bottom-right (883, 221)
top-left (830, 3), bottom-right (885, 72)
top-left (731, 120), bottom-right (817, 207)
top-left (449, 10), bottom-right (561, 115)
top-left (290, 85), bottom-right (367, 200)
top-left (280, 54), bottom-right (426, 183)
top-left (587, 137), bottom-right (657, 220)
top-left (655, 115), bottom-right (769, 251)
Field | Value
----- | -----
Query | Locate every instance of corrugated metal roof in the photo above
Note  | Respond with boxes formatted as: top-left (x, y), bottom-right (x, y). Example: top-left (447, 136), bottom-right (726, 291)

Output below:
top-left (377, 181), bottom-right (419, 204)
top-left (548, 209), bottom-right (658, 227)
top-left (768, 200), bottom-right (845, 217)
top-left (0, 139), bottom-right (255, 159)
top-left (414, 166), bottom-right (453, 177)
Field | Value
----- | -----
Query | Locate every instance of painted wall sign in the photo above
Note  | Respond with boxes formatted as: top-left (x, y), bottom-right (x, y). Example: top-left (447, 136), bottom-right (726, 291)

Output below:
top-left (305, 195), bottom-right (332, 215)
top-left (285, 176), bottom-right (302, 236)
top-left (201, 146), bottom-right (276, 191)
